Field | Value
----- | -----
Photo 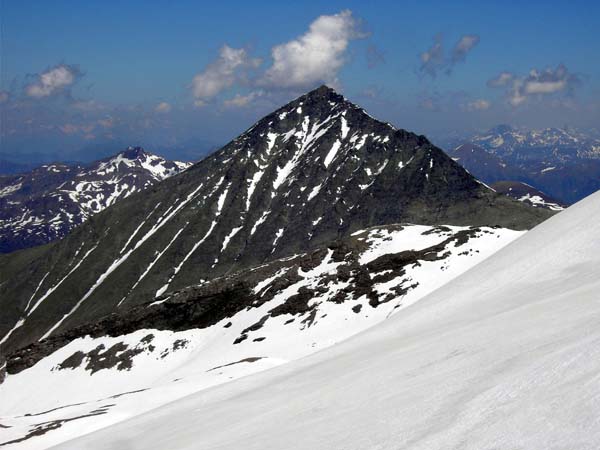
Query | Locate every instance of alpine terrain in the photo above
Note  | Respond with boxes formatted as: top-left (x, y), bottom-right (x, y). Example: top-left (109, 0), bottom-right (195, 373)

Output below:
top-left (0, 86), bottom-right (551, 353)
top-left (0, 86), bottom-right (558, 449)
top-left (0, 147), bottom-right (191, 253)
top-left (35, 184), bottom-right (600, 450)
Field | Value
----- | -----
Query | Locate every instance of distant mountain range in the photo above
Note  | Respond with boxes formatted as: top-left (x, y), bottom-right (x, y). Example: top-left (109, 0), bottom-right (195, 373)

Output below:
top-left (473, 124), bottom-right (600, 160)
top-left (446, 125), bottom-right (600, 204)
top-left (0, 147), bottom-right (191, 253)
top-left (0, 138), bottom-right (218, 174)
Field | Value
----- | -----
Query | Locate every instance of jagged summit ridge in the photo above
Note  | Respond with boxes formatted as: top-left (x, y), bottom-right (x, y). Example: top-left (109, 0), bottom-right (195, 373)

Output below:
top-left (0, 87), bottom-right (551, 352)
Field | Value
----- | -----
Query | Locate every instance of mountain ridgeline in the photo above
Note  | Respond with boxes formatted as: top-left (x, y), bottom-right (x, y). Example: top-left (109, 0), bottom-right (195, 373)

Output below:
top-left (0, 147), bottom-right (191, 253)
top-left (446, 126), bottom-right (600, 205)
top-left (0, 86), bottom-right (552, 353)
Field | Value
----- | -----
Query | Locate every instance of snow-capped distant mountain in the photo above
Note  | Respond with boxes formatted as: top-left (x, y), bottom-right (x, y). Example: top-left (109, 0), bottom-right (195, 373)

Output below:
top-left (0, 147), bottom-right (191, 253)
top-left (0, 86), bottom-right (551, 355)
top-left (37, 187), bottom-right (600, 450)
top-left (444, 126), bottom-right (600, 205)
top-left (472, 124), bottom-right (600, 161)
top-left (0, 222), bottom-right (523, 448)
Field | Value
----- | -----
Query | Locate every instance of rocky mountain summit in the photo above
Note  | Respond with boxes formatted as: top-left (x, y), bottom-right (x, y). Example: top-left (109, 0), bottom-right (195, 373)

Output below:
top-left (0, 85), bottom-right (551, 355)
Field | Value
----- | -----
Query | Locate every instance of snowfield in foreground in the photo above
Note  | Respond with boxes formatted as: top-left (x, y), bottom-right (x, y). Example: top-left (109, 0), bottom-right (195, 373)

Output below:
top-left (0, 225), bottom-right (522, 449)
top-left (42, 190), bottom-right (600, 450)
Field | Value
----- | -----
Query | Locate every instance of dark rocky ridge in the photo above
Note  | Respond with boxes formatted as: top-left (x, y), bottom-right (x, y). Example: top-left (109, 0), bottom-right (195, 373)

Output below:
top-left (0, 85), bottom-right (552, 354)
top-left (4, 224), bottom-right (496, 376)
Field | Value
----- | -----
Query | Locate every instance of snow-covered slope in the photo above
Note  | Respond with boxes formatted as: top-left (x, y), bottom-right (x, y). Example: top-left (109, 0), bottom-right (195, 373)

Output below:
top-left (0, 147), bottom-right (190, 253)
top-left (40, 190), bottom-right (600, 450)
top-left (0, 224), bottom-right (522, 449)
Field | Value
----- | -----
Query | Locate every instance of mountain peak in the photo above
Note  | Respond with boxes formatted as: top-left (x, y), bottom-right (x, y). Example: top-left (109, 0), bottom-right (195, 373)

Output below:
top-left (0, 88), bottom-right (552, 352)
top-left (121, 146), bottom-right (147, 160)
top-left (306, 84), bottom-right (338, 97)
top-left (290, 84), bottom-right (347, 110)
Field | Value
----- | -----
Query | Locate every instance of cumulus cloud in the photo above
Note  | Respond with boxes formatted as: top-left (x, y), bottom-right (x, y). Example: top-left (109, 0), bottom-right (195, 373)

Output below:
top-left (187, 10), bottom-right (366, 106)
top-left (25, 64), bottom-right (81, 98)
top-left (155, 102), bottom-right (172, 113)
top-left (191, 45), bottom-right (261, 106)
top-left (261, 10), bottom-right (366, 89)
top-left (488, 64), bottom-right (581, 107)
top-left (420, 34), bottom-right (480, 77)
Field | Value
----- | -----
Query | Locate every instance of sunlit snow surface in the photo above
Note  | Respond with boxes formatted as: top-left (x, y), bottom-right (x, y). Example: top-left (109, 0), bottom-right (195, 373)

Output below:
top-left (39, 191), bottom-right (600, 450)
top-left (0, 224), bottom-right (524, 449)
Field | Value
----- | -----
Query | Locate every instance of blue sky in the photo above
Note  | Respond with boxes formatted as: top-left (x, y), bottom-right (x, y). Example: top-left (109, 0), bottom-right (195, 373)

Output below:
top-left (1, 0), bottom-right (599, 161)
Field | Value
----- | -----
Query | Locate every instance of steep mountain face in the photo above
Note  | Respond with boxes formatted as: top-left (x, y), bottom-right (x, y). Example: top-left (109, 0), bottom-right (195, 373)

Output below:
top-left (491, 181), bottom-right (564, 211)
top-left (449, 125), bottom-right (600, 204)
top-left (0, 85), bottom-right (552, 354)
top-left (0, 148), bottom-right (191, 253)
top-left (0, 223), bottom-right (524, 448)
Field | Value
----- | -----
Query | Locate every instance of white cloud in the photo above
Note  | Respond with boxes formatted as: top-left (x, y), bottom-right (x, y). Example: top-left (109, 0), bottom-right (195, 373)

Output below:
top-left (191, 45), bottom-right (261, 106)
top-left (465, 99), bottom-right (491, 111)
top-left (25, 64), bottom-right (80, 98)
top-left (487, 72), bottom-right (514, 87)
top-left (261, 10), bottom-right (365, 89)
top-left (223, 91), bottom-right (263, 108)
top-left (525, 80), bottom-right (566, 94)
top-left (420, 35), bottom-right (444, 77)
top-left (451, 34), bottom-right (480, 63)
top-left (155, 102), bottom-right (172, 113)
top-left (420, 34), bottom-right (480, 76)
top-left (0, 91), bottom-right (8, 103)
top-left (489, 64), bottom-right (581, 107)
